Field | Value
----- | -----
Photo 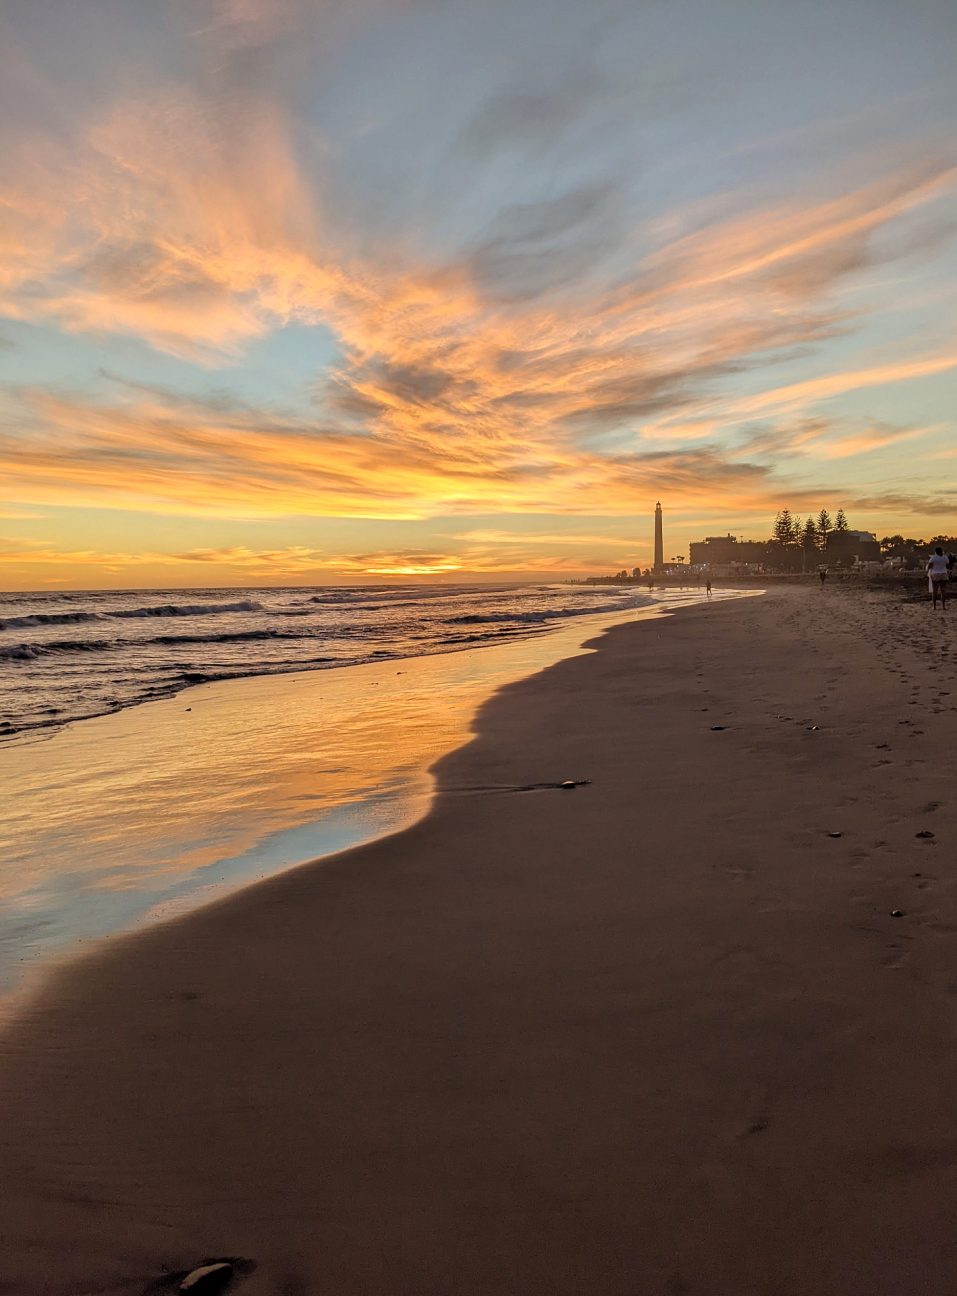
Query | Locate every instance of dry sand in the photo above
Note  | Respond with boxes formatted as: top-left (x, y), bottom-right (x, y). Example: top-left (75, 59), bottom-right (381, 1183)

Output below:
top-left (1, 585), bottom-right (956, 1295)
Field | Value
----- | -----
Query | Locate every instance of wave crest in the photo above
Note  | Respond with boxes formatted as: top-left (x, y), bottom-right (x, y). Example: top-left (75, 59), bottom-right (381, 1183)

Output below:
top-left (108, 599), bottom-right (263, 619)
top-left (0, 610), bottom-right (99, 630)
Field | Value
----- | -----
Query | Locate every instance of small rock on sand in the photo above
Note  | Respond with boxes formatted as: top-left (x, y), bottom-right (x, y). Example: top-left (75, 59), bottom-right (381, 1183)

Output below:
top-left (179, 1262), bottom-right (232, 1292)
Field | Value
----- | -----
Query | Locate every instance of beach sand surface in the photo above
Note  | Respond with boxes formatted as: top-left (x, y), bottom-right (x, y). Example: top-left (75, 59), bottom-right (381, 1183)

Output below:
top-left (1, 586), bottom-right (957, 1294)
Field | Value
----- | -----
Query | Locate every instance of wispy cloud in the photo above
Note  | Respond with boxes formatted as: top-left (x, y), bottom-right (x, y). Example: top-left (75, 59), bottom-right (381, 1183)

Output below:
top-left (0, 537), bottom-right (152, 571)
top-left (3, 147), bottom-right (953, 526)
top-left (729, 351), bottom-right (957, 420)
top-left (173, 545), bottom-right (463, 576)
top-left (1, 0), bottom-right (956, 575)
top-left (0, 537), bottom-right (600, 581)
top-left (0, 381), bottom-right (819, 522)
top-left (812, 422), bottom-right (932, 460)
top-left (453, 529), bottom-right (635, 546)
top-left (737, 416), bottom-right (934, 461)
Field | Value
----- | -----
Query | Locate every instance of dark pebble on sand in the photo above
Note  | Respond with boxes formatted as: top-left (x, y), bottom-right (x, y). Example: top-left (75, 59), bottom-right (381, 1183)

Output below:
top-left (916, 830), bottom-right (935, 839)
top-left (710, 725), bottom-right (727, 731)
top-left (828, 832), bottom-right (843, 838)
top-left (891, 910), bottom-right (905, 918)
top-left (560, 780), bottom-right (578, 789)
top-left (806, 725), bottom-right (819, 731)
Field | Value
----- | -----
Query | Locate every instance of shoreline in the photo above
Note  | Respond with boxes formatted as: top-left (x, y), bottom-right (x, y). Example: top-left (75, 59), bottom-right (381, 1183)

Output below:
top-left (1, 612), bottom-right (606, 748)
top-left (0, 584), bottom-right (667, 747)
top-left (2, 585), bottom-right (957, 1293)
top-left (1, 591), bottom-right (739, 1001)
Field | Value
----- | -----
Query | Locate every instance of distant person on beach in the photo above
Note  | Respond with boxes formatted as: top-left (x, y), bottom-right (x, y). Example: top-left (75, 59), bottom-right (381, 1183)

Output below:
top-left (927, 547), bottom-right (949, 609)
top-left (819, 568), bottom-right (828, 587)
top-left (706, 579), bottom-right (712, 598)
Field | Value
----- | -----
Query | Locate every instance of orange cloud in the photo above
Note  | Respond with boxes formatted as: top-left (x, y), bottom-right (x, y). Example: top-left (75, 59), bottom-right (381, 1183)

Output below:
top-left (731, 352), bottom-right (957, 420)
top-left (0, 536), bottom-right (619, 585)
top-left (812, 423), bottom-right (932, 459)
top-left (736, 415), bottom-right (935, 462)
top-left (0, 540), bottom-right (157, 571)
top-left (453, 529), bottom-right (636, 546)
top-left (1, 381), bottom-right (815, 522)
top-left (2, 38), bottom-right (955, 548)
top-left (642, 165), bottom-right (956, 298)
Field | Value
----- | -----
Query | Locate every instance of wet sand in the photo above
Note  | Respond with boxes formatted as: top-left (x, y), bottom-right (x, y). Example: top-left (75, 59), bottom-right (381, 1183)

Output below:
top-left (3, 597), bottom-right (705, 1001)
top-left (1, 585), bottom-right (957, 1294)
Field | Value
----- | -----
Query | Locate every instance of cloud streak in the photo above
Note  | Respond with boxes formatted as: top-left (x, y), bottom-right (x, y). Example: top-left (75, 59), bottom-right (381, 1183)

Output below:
top-left (4, 149), bottom-right (953, 528)
top-left (0, 382), bottom-right (799, 520)
top-left (1, 0), bottom-right (956, 580)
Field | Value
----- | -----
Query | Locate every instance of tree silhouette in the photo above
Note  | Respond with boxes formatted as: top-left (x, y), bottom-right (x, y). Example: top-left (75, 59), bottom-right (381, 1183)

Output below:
top-left (834, 508), bottom-right (848, 532)
top-left (773, 509), bottom-right (799, 545)
top-left (817, 508), bottom-right (832, 549)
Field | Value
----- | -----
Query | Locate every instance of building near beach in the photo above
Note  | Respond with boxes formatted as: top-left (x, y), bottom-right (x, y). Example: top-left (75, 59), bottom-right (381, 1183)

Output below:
top-left (688, 534), bottom-right (773, 570)
top-left (825, 529), bottom-right (880, 566)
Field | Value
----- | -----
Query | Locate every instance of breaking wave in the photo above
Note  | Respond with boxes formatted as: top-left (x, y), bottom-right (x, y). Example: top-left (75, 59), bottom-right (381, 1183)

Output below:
top-left (107, 599), bottom-right (263, 619)
top-left (1, 599), bottom-right (263, 632)
top-left (0, 611), bottom-right (100, 630)
top-left (0, 628), bottom-right (299, 661)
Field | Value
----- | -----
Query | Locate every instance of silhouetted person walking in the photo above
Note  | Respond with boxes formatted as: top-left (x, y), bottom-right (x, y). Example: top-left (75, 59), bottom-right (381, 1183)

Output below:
top-left (927, 547), bottom-right (949, 609)
top-left (706, 579), bottom-right (712, 598)
top-left (819, 568), bottom-right (828, 587)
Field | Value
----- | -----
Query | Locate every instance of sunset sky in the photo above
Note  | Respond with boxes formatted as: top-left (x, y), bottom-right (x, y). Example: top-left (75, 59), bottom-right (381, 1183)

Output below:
top-left (2, 0), bottom-right (956, 587)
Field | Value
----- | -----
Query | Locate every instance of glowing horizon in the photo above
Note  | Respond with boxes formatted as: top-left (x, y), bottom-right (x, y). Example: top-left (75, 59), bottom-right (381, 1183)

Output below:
top-left (2, 0), bottom-right (956, 589)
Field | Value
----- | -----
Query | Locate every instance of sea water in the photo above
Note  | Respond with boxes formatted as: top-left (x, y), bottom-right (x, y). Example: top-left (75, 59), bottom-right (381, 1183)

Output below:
top-left (1, 582), bottom-right (658, 740)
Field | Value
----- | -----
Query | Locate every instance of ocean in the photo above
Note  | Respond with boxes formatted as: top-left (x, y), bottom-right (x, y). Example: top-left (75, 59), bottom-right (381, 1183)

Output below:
top-left (0, 582), bottom-right (659, 742)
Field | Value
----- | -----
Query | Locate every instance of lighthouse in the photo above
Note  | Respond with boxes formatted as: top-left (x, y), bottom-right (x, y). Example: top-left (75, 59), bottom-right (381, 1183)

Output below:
top-left (654, 501), bottom-right (664, 572)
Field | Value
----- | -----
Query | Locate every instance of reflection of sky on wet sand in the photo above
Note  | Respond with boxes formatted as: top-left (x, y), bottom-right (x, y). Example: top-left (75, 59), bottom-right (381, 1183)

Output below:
top-left (0, 592), bottom-right (745, 994)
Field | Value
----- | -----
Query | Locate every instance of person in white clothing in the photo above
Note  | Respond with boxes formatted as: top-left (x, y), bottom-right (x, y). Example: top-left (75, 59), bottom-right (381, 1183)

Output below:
top-left (926, 547), bottom-right (949, 609)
